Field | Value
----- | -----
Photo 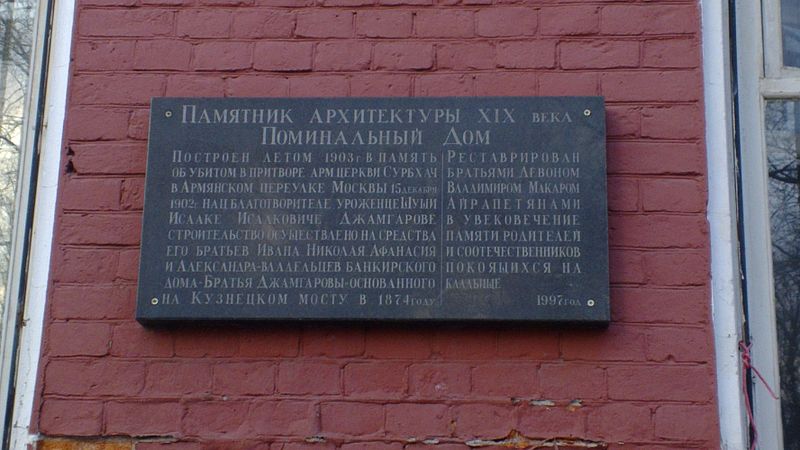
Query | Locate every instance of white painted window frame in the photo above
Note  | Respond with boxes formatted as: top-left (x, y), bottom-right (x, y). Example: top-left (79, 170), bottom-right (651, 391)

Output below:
top-left (2, 0), bottom-right (72, 445)
top-left (0, 0), bottom-right (59, 445)
top-left (733, 0), bottom-right (800, 448)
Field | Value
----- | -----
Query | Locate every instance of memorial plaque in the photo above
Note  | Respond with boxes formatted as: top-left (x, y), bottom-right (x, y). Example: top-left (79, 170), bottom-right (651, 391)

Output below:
top-left (137, 97), bottom-right (609, 324)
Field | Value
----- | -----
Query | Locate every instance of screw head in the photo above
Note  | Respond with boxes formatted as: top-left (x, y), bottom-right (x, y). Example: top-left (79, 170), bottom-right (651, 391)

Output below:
top-left (583, 109), bottom-right (591, 117)
top-left (151, 297), bottom-right (159, 305)
top-left (587, 299), bottom-right (595, 307)
top-left (165, 110), bottom-right (173, 118)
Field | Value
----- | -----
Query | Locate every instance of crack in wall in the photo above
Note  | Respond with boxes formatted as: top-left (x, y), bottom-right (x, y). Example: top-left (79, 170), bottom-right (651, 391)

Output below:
top-left (466, 430), bottom-right (607, 449)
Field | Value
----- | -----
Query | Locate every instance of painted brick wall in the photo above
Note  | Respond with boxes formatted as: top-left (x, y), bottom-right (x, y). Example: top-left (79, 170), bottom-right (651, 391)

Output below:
top-left (35, 0), bottom-right (717, 448)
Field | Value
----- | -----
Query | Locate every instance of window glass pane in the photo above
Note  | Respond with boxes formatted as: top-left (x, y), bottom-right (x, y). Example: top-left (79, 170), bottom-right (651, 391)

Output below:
top-left (782, 0), bottom-right (800, 67)
top-left (765, 99), bottom-right (800, 449)
top-left (0, 0), bottom-right (34, 304)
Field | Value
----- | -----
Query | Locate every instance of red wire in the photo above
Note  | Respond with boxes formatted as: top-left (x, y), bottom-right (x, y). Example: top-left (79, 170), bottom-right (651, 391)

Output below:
top-left (739, 340), bottom-right (780, 450)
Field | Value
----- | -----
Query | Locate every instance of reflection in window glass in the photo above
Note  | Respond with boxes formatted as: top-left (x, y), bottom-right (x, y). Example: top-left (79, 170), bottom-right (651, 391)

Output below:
top-left (782, 0), bottom-right (800, 67)
top-left (0, 0), bottom-right (34, 307)
top-left (765, 100), bottom-right (800, 449)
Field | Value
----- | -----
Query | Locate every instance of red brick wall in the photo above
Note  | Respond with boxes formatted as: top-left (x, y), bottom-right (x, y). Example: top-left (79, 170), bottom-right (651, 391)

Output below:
top-left (36, 0), bottom-right (717, 448)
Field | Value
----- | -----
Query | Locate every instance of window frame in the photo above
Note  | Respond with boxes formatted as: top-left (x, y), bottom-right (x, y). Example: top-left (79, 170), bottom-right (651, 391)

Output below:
top-left (734, 0), bottom-right (800, 447)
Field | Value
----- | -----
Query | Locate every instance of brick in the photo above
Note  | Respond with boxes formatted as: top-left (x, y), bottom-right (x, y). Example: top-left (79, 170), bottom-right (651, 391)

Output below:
top-left (128, 109), bottom-right (150, 140)
top-left (601, 5), bottom-right (698, 36)
top-left (497, 41), bottom-right (556, 69)
top-left (51, 285), bottom-right (133, 320)
top-left (323, 0), bottom-right (374, 5)
top-left (296, 10), bottom-right (353, 38)
top-left (227, 75), bottom-right (289, 96)
top-left (607, 365), bottom-right (714, 401)
top-left (135, 444), bottom-right (204, 450)
top-left (61, 178), bottom-right (120, 210)
top-left (238, 328), bottom-right (300, 357)
top-left (409, 363), bottom-right (470, 398)
top-left (373, 43), bottom-right (433, 70)
top-left (145, 361), bottom-right (213, 395)
top-left (350, 74), bottom-right (411, 97)
top-left (356, 11), bottom-right (412, 38)
top-left (232, 9), bottom-right (294, 38)
top-left (247, 400), bottom-right (316, 436)
top-left (601, 71), bottom-right (701, 102)
top-left (46, 322), bottom-right (110, 357)
top-left (609, 214), bottom-right (707, 249)
top-left (279, 444), bottom-right (336, 450)
top-left (175, 328), bottom-right (239, 357)
top-left (415, 74), bottom-right (473, 96)
top-left (539, 364), bottom-right (605, 400)
top-left (475, 72), bottom-right (537, 96)
top-left (605, 105), bottom-right (640, 138)
top-left (646, 327), bottom-right (711, 362)
top-left (365, 329), bottom-right (433, 358)
top-left (290, 76), bottom-right (348, 96)
top-left (561, 325), bottom-right (646, 362)
top-left (254, 42), bottom-right (313, 72)
top-left (302, 326), bottom-right (365, 357)
top-left (183, 401), bottom-right (249, 438)
top-left (214, 362), bottom-right (276, 395)
top-left (177, 10), bottom-right (231, 38)
top-left (106, 402), bottom-right (183, 436)
top-left (654, 405), bottom-right (716, 440)
top-left (320, 402), bottom-right (384, 435)
top-left (607, 141), bottom-right (705, 176)
top-left (193, 42), bottom-right (253, 71)
top-left (643, 251), bottom-right (709, 286)
top-left (121, 178), bottom-right (145, 210)
top-left (75, 41), bottom-right (134, 71)
top-left (496, 330), bottom-right (559, 359)
top-left (256, 0), bottom-right (312, 5)
top-left (472, 363), bottom-right (538, 397)
top-left (278, 361), bottom-right (340, 394)
top-left (60, 213), bottom-right (141, 245)
top-left (560, 41), bottom-right (639, 69)
top-left (643, 39), bottom-right (700, 68)
top-left (640, 178), bottom-right (705, 212)
top-left (540, 6), bottom-right (599, 35)
top-left (539, 72), bottom-right (598, 96)
top-left (476, 8), bottom-right (536, 37)
top-left (111, 323), bottom-right (174, 357)
top-left (454, 404), bottom-right (514, 438)
top-left (381, 0), bottom-right (430, 5)
top-left (611, 287), bottom-right (709, 325)
top-left (344, 362), bottom-right (407, 397)
top-left (70, 142), bottom-right (147, 175)
top-left (340, 444), bottom-right (402, 450)
top-left (608, 250), bottom-right (646, 284)
top-left (134, 40), bottom-right (192, 70)
top-left (116, 247), bottom-right (140, 279)
top-left (587, 403), bottom-right (653, 441)
top-left (415, 10), bottom-right (473, 38)
top-left (434, 330), bottom-right (496, 359)
top-left (607, 177), bottom-right (639, 212)
top-left (166, 75), bottom-right (226, 97)
top-left (437, 42), bottom-right (494, 70)
top-left (78, 10), bottom-right (174, 37)
top-left (385, 404), bottom-right (450, 437)
top-left (315, 42), bottom-right (372, 71)
top-left (517, 404), bottom-right (585, 437)
top-left (40, 399), bottom-right (103, 436)
top-left (72, 74), bottom-right (165, 105)
top-left (642, 105), bottom-right (703, 140)
top-left (44, 359), bottom-right (145, 396)
top-left (52, 248), bottom-right (118, 283)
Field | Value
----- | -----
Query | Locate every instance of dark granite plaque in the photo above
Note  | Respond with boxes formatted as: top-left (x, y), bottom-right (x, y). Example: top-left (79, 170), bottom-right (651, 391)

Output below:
top-left (136, 97), bottom-right (609, 324)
